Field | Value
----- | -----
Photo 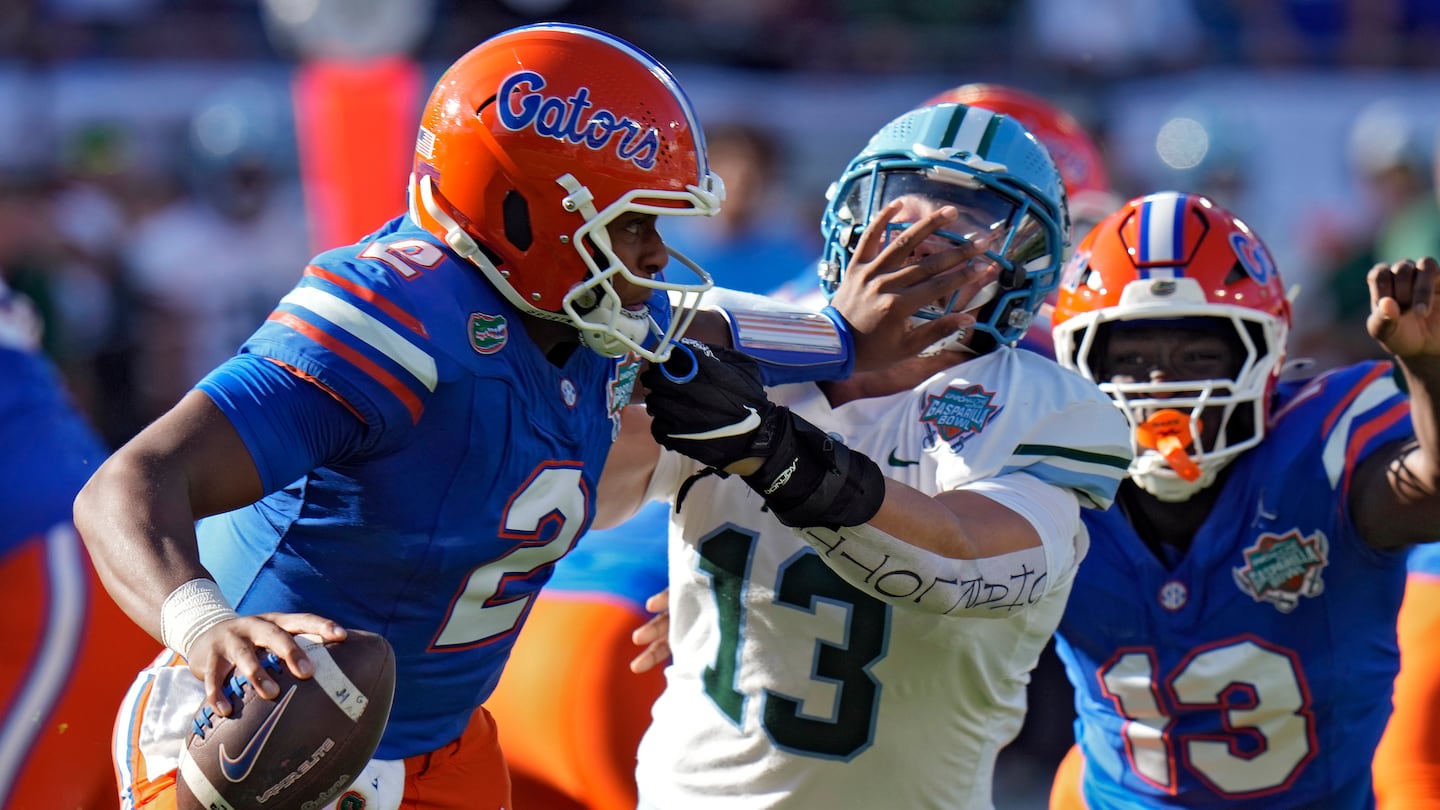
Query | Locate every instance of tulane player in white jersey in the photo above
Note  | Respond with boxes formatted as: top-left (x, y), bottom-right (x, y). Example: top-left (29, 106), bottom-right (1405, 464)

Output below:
top-left (600, 102), bottom-right (1133, 809)
top-left (1046, 192), bottom-right (1440, 808)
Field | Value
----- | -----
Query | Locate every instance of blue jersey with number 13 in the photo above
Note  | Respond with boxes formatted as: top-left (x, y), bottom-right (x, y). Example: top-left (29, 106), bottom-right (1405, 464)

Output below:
top-left (1057, 361), bottom-right (1412, 808)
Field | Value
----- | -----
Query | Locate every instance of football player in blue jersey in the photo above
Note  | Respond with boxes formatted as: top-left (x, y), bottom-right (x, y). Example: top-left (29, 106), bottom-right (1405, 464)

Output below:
top-left (0, 283), bottom-right (157, 810)
top-left (72, 23), bottom-right (972, 810)
top-left (1046, 190), bottom-right (1440, 808)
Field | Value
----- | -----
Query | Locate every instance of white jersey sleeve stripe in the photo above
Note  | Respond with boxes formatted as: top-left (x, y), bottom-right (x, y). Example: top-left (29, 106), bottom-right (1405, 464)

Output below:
top-left (280, 286), bottom-right (438, 392)
top-left (1322, 374), bottom-right (1400, 489)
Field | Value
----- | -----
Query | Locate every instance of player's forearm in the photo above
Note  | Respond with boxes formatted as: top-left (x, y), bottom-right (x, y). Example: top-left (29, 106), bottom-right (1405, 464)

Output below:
top-left (869, 482), bottom-right (1042, 558)
top-left (681, 309), bottom-right (733, 348)
top-left (1396, 354), bottom-right (1440, 490)
top-left (796, 482), bottom-right (1050, 617)
top-left (594, 405), bottom-right (663, 530)
top-left (74, 451), bottom-right (211, 644)
top-left (1354, 355), bottom-right (1440, 549)
top-left (685, 291), bottom-right (855, 384)
top-left (1382, 356), bottom-right (1440, 537)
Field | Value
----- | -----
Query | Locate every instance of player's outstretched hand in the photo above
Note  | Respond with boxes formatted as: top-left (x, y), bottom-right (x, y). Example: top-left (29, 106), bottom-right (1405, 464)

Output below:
top-left (629, 589), bottom-right (672, 674)
top-left (186, 612), bottom-right (348, 715)
top-left (1370, 257), bottom-right (1440, 360)
top-left (829, 200), bottom-right (986, 371)
top-left (641, 338), bottom-right (776, 473)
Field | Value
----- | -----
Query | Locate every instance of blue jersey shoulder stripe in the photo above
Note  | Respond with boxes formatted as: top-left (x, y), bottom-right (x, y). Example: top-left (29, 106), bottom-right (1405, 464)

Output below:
top-left (263, 309), bottom-right (425, 424)
top-left (255, 265), bottom-right (437, 425)
top-left (303, 264), bottom-right (430, 338)
top-left (277, 282), bottom-right (437, 391)
top-left (1316, 362), bottom-right (1405, 492)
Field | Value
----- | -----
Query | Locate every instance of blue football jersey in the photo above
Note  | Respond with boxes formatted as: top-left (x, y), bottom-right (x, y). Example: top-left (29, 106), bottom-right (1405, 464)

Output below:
top-left (194, 216), bottom-right (645, 759)
top-left (1057, 361), bottom-right (1413, 808)
top-left (0, 344), bottom-right (107, 555)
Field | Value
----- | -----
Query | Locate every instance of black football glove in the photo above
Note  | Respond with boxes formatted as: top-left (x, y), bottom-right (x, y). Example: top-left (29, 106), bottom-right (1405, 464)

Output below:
top-left (642, 338), bottom-right (885, 529)
top-left (641, 338), bottom-right (778, 470)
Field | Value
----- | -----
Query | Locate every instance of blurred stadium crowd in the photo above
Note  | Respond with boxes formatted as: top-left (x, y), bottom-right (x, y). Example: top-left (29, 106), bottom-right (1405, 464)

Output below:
top-left (6, 1), bottom-right (1440, 806)
top-left (2, 0), bottom-right (1439, 447)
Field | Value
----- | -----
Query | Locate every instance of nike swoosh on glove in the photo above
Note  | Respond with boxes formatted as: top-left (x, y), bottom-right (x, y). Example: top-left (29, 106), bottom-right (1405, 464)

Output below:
top-left (641, 338), bottom-right (779, 471)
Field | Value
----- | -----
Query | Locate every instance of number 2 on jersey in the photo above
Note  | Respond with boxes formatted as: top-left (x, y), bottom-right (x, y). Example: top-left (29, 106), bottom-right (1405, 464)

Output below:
top-left (432, 463), bottom-right (587, 648)
top-left (698, 525), bottom-right (889, 760)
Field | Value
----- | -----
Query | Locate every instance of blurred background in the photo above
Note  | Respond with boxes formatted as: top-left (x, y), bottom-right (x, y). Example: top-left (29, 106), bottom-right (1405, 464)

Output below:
top-left (4, 0), bottom-right (1439, 805)
top-left (8, 0), bottom-right (1440, 443)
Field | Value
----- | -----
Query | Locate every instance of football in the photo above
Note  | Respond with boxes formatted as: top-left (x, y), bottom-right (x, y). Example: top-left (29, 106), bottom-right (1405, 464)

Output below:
top-left (176, 629), bottom-right (396, 810)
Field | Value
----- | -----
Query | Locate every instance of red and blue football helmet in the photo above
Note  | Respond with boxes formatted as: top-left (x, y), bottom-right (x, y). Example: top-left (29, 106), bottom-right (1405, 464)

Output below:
top-left (1052, 191), bottom-right (1292, 501)
top-left (408, 23), bottom-right (724, 362)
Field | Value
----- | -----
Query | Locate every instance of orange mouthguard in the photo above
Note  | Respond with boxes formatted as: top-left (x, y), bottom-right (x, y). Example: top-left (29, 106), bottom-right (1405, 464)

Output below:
top-left (1135, 409), bottom-right (1202, 482)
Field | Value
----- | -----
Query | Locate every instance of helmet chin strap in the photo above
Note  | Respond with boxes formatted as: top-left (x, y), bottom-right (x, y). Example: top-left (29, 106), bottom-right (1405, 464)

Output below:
top-left (575, 294), bottom-right (651, 358)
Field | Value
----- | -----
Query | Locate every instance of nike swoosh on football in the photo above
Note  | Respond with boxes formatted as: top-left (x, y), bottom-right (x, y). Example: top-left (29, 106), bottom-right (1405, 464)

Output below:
top-left (219, 684), bottom-right (298, 783)
top-left (669, 406), bottom-right (761, 440)
top-left (888, 449), bottom-right (919, 467)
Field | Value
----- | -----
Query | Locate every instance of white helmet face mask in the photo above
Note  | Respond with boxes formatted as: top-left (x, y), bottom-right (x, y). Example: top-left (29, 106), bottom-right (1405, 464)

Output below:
top-left (1057, 279), bottom-right (1288, 502)
top-left (557, 173), bottom-right (724, 362)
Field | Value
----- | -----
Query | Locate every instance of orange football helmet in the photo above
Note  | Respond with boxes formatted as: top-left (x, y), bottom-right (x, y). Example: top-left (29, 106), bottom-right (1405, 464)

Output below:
top-left (923, 84), bottom-right (1111, 201)
top-left (408, 23), bottom-right (724, 362)
top-left (1051, 191), bottom-right (1292, 501)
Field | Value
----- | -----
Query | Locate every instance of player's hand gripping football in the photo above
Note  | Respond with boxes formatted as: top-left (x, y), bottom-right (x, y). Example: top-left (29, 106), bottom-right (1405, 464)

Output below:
top-left (828, 200), bottom-right (987, 371)
top-left (188, 612), bottom-right (347, 715)
top-left (1370, 257), bottom-right (1440, 360)
top-left (640, 338), bottom-right (778, 475)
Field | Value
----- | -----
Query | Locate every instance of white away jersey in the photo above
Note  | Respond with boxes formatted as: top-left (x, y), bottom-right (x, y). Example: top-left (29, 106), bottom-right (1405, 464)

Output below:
top-left (635, 348), bottom-right (1131, 809)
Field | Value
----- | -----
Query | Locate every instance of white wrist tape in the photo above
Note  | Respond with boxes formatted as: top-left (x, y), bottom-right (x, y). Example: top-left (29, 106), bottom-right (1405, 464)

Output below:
top-left (797, 523), bottom-right (1050, 617)
top-left (160, 578), bottom-right (239, 660)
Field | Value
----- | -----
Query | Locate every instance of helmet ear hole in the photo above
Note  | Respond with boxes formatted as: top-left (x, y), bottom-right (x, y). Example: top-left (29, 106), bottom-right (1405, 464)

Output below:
top-left (1223, 261), bottom-right (1248, 285)
top-left (503, 190), bottom-right (532, 250)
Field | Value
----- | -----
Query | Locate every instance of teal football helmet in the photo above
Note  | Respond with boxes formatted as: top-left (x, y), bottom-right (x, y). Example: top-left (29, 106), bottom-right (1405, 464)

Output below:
top-left (820, 102), bottom-right (1069, 351)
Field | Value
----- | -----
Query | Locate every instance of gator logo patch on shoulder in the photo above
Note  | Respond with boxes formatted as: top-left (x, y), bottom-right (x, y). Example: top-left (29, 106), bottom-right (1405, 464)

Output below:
top-left (1232, 529), bottom-right (1329, 613)
top-left (920, 384), bottom-right (1000, 451)
top-left (469, 312), bottom-right (508, 355)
